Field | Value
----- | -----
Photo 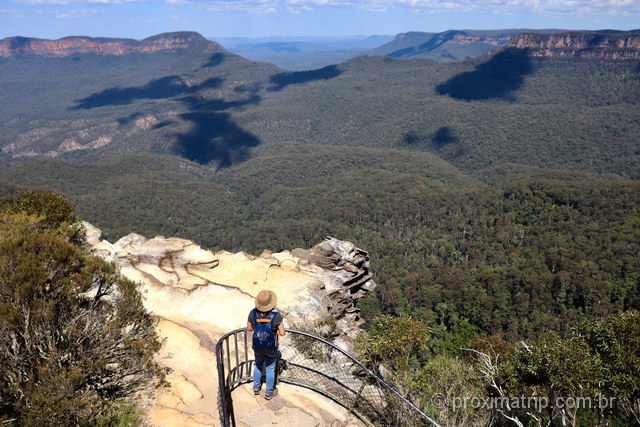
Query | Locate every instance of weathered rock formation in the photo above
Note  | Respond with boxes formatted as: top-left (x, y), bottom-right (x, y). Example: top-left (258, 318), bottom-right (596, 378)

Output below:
top-left (291, 239), bottom-right (375, 334)
top-left (508, 32), bottom-right (640, 60)
top-left (86, 223), bottom-right (374, 426)
top-left (0, 31), bottom-right (224, 58)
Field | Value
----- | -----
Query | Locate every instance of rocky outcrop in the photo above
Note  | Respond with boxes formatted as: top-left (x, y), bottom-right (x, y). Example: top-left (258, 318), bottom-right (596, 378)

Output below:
top-left (291, 238), bottom-right (375, 335)
top-left (85, 223), bottom-right (373, 426)
top-left (508, 32), bottom-right (640, 60)
top-left (0, 32), bottom-right (224, 57)
top-left (91, 230), bottom-right (375, 339)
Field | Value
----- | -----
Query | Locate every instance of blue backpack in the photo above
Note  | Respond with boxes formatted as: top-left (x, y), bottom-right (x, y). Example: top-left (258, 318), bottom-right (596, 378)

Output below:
top-left (252, 309), bottom-right (278, 354)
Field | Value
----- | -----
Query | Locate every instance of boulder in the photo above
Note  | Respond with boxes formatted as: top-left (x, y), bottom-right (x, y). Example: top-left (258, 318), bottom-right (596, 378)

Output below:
top-left (82, 221), bottom-right (102, 246)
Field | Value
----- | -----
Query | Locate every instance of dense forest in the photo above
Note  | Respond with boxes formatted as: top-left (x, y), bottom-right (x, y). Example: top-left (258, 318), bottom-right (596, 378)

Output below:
top-left (2, 149), bottom-right (638, 344)
top-left (2, 185), bottom-right (637, 425)
top-left (1, 42), bottom-right (639, 177)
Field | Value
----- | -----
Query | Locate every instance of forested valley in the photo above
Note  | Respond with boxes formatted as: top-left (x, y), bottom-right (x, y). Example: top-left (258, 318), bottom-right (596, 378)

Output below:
top-left (1, 32), bottom-right (639, 425)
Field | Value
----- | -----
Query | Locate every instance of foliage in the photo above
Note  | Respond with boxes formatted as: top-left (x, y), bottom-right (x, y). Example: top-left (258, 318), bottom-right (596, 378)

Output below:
top-left (581, 311), bottom-right (640, 423)
top-left (413, 356), bottom-right (492, 427)
top-left (356, 312), bottom-right (639, 426)
top-left (0, 180), bottom-right (22, 199)
top-left (356, 315), bottom-right (491, 426)
top-left (0, 194), bottom-right (162, 425)
top-left (236, 53), bottom-right (640, 178)
top-left (1, 46), bottom-right (639, 345)
top-left (356, 315), bottom-right (430, 372)
top-left (0, 190), bottom-right (75, 222)
top-left (96, 400), bottom-right (143, 427)
top-left (0, 191), bottom-right (83, 243)
top-left (429, 317), bottom-right (481, 356)
top-left (489, 311), bottom-right (640, 426)
top-left (500, 334), bottom-right (601, 424)
top-left (2, 152), bottom-right (639, 345)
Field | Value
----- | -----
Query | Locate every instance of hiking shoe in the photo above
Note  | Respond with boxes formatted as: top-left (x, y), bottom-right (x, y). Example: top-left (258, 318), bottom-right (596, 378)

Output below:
top-left (253, 387), bottom-right (261, 395)
top-left (264, 389), bottom-right (278, 400)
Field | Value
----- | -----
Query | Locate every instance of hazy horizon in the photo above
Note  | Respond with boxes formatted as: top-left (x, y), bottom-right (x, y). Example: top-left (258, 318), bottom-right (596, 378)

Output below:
top-left (2, 27), bottom-right (639, 42)
top-left (1, 0), bottom-right (639, 40)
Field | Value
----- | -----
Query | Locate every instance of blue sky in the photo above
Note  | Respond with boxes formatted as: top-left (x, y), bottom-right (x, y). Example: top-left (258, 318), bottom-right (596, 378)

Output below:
top-left (1, 0), bottom-right (639, 39)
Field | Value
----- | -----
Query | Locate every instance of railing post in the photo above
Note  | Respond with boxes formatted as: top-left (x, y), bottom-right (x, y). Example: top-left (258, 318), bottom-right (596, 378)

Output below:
top-left (216, 336), bottom-right (231, 427)
top-left (349, 381), bottom-right (366, 415)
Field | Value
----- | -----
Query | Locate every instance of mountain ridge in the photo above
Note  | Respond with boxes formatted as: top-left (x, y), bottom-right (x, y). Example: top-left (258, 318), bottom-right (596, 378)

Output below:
top-left (0, 31), bottom-right (225, 57)
top-left (370, 29), bottom-right (561, 61)
top-left (371, 29), bottom-right (640, 61)
top-left (2, 33), bottom-right (639, 177)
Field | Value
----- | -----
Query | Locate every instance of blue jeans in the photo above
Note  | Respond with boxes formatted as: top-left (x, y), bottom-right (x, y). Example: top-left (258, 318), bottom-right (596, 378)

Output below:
top-left (253, 354), bottom-right (276, 393)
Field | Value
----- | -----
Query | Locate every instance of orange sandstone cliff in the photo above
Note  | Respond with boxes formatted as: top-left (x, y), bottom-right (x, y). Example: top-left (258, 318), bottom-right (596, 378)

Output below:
top-left (508, 32), bottom-right (640, 60)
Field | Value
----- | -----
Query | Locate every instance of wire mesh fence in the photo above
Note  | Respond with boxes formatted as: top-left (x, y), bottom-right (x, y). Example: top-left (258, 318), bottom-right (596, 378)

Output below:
top-left (216, 328), bottom-right (440, 427)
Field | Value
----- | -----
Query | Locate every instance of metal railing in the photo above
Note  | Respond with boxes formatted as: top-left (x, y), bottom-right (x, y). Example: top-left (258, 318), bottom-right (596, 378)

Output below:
top-left (215, 328), bottom-right (440, 427)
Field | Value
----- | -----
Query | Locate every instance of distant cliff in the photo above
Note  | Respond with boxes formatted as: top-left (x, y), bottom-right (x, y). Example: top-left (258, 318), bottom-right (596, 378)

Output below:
top-left (371, 29), bottom-right (535, 61)
top-left (508, 32), bottom-right (640, 60)
top-left (0, 31), bottom-right (224, 57)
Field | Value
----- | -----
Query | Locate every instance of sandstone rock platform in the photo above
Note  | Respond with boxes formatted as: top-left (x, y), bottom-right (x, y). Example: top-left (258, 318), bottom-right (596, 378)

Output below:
top-left (86, 223), bottom-right (374, 426)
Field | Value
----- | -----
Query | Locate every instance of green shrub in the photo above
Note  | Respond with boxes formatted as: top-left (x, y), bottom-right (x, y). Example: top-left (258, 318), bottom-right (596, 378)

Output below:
top-left (356, 315), bottom-right (430, 372)
top-left (413, 356), bottom-right (490, 427)
top-left (0, 191), bottom-right (83, 244)
top-left (492, 311), bottom-right (640, 425)
top-left (97, 400), bottom-right (143, 427)
top-left (0, 194), bottom-right (162, 425)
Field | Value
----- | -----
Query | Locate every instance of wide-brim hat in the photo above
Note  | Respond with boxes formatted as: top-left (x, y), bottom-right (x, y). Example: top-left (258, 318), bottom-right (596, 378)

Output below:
top-left (255, 290), bottom-right (277, 312)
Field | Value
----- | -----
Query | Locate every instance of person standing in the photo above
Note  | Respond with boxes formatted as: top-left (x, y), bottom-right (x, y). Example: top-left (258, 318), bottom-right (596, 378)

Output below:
top-left (247, 290), bottom-right (285, 400)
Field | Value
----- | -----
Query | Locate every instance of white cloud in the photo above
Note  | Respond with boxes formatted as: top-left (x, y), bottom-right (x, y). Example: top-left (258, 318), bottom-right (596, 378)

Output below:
top-left (12, 0), bottom-right (148, 4)
top-left (55, 7), bottom-right (104, 17)
top-left (194, 0), bottom-right (638, 15)
top-left (164, 0), bottom-right (279, 12)
top-left (284, 3), bottom-right (314, 11)
top-left (0, 7), bottom-right (25, 16)
top-left (8, 0), bottom-right (639, 15)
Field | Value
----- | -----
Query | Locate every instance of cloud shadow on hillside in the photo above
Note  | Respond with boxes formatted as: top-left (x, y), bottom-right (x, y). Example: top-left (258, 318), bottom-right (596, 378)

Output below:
top-left (204, 53), bottom-right (225, 67)
top-left (73, 72), bottom-right (263, 168)
top-left (388, 47), bottom-right (417, 58)
top-left (178, 94), bottom-right (261, 111)
top-left (436, 48), bottom-right (533, 101)
top-left (172, 112), bottom-right (260, 167)
top-left (269, 65), bottom-right (342, 91)
top-left (72, 76), bottom-right (223, 109)
top-left (172, 92), bottom-right (263, 167)
top-left (432, 126), bottom-right (458, 147)
top-left (402, 130), bottom-right (423, 145)
top-left (116, 112), bottom-right (143, 125)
